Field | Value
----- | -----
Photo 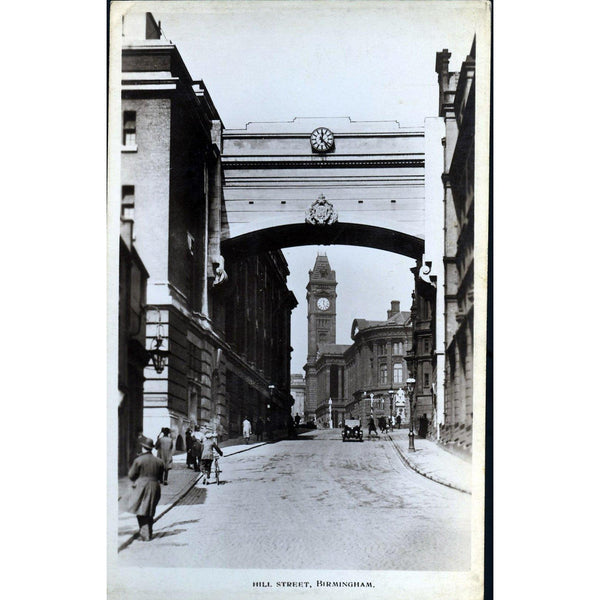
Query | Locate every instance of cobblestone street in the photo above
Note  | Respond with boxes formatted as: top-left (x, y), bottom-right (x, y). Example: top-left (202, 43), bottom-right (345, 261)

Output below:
top-left (119, 430), bottom-right (471, 570)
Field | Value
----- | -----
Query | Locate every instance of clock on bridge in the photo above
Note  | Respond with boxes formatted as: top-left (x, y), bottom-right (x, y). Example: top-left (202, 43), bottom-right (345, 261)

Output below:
top-left (310, 127), bottom-right (335, 153)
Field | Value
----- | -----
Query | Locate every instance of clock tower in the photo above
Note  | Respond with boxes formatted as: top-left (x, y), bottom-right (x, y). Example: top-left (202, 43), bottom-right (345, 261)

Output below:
top-left (304, 252), bottom-right (337, 420)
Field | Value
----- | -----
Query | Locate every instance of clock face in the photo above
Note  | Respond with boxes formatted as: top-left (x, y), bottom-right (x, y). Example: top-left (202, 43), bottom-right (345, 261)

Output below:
top-left (310, 128), bottom-right (334, 153)
top-left (317, 297), bottom-right (330, 311)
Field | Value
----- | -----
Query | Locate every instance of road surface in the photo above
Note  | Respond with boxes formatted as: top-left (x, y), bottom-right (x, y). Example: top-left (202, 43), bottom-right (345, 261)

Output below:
top-left (119, 429), bottom-right (471, 570)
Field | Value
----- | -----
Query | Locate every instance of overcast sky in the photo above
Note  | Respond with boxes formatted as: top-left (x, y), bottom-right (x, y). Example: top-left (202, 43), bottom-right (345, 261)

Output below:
top-left (144, 0), bottom-right (482, 373)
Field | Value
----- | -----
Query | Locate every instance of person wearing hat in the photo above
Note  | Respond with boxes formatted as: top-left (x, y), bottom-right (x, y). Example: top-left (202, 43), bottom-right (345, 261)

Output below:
top-left (200, 430), bottom-right (223, 485)
top-left (155, 427), bottom-right (174, 485)
top-left (126, 435), bottom-right (164, 541)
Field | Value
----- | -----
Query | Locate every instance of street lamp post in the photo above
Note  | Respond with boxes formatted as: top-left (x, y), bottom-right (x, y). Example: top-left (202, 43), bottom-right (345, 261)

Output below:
top-left (405, 377), bottom-right (416, 452)
top-left (388, 389), bottom-right (394, 423)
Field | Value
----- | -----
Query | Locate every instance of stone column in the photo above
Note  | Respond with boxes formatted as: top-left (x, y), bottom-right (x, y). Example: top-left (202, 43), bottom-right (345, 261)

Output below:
top-left (424, 117), bottom-right (446, 439)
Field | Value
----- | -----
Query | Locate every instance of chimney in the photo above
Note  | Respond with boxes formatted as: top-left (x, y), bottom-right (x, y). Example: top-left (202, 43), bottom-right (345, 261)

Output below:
top-left (387, 301), bottom-right (400, 319)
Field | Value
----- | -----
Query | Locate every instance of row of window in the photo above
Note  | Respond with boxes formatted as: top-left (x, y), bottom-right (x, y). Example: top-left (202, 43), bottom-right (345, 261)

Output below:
top-left (373, 340), bottom-right (433, 356)
top-left (373, 341), bottom-right (405, 355)
top-left (377, 363), bottom-right (430, 387)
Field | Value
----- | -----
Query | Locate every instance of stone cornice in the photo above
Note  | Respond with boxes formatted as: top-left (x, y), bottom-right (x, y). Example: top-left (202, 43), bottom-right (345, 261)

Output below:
top-left (223, 131), bottom-right (424, 139)
top-left (222, 158), bottom-right (424, 170)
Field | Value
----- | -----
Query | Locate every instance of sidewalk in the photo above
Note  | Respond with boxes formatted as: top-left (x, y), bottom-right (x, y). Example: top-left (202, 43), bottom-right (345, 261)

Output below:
top-left (117, 428), bottom-right (298, 550)
top-left (386, 429), bottom-right (472, 494)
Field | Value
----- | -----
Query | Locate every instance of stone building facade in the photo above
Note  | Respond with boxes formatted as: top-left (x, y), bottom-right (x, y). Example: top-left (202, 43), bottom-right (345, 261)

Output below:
top-left (217, 251), bottom-right (297, 435)
top-left (406, 268), bottom-right (436, 436)
top-left (290, 374), bottom-right (306, 423)
top-left (343, 303), bottom-right (413, 425)
top-left (314, 344), bottom-right (350, 428)
top-left (436, 39), bottom-right (476, 453)
top-left (119, 13), bottom-right (296, 449)
top-left (118, 217), bottom-right (148, 476)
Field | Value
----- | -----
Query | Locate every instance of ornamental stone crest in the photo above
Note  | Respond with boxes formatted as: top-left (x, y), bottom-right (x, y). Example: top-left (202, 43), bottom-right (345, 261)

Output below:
top-left (305, 194), bottom-right (338, 226)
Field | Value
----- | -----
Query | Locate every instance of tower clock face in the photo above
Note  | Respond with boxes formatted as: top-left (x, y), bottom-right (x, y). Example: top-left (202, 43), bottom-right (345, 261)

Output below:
top-left (317, 297), bottom-right (330, 311)
top-left (310, 128), bottom-right (334, 153)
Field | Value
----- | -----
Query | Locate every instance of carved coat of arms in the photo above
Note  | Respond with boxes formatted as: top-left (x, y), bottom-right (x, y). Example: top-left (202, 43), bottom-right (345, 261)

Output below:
top-left (305, 194), bottom-right (338, 226)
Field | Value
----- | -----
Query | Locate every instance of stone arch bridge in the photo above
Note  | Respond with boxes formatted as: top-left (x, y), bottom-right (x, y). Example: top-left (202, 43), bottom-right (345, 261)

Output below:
top-left (219, 117), bottom-right (444, 264)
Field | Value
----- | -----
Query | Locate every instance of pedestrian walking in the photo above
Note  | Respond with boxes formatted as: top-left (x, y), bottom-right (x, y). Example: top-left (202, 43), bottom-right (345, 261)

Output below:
top-left (368, 417), bottom-right (378, 437)
top-left (242, 417), bottom-right (252, 444)
top-left (287, 414), bottom-right (296, 438)
top-left (418, 413), bottom-right (429, 438)
top-left (126, 436), bottom-right (164, 542)
top-left (265, 416), bottom-right (273, 441)
top-left (255, 417), bottom-right (264, 442)
top-left (294, 413), bottom-right (301, 428)
top-left (192, 425), bottom-right (204, 471)
top-left (378, 416), bottom-right (388, 434)
top-left (155, 427), bottom-right (174, 484)
top-left (200, 431), bottom-right (223, 485)
top-left (185, 427), bottom-right (195, 469)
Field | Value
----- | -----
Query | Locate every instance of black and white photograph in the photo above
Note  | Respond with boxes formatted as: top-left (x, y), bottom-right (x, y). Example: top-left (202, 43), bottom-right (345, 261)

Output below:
top-left (107, 1), bottom-right (490, 598)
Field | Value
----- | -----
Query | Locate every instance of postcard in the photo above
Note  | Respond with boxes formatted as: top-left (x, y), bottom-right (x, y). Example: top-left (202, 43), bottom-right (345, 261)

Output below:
top-left (108, 1), bottom-right (491, 598)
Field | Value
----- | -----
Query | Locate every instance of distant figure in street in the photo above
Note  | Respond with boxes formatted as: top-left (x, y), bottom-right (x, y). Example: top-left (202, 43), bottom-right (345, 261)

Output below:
top-left (397, 413), bottom-right (402, 427)
top-left (265, 417), bottom-right (273, 441)
top-left (200, 431), bottom-right (223, 485)
top-left (287, 415), bottom-right (296, 438)
top-left (127, 436), bottom-right (164, 542)
top-left (294, 413), bottom-right (301, 428)
top-left (255, 417), bottom-right (264, 442)
top-left (368, 417), bottom-right (378, 437)
top-left (378, 416), bottom-right (388, 434)
top-left (155, 427), bottom-right (174, 485)
top-left (242, 417), bottom-right (252, 444)
top-left (185, 428), bottom-right (195, 469)
top-left (192, 425), bottom-right (204, 472)
top-left (390, 415), bottom-right (396, 430)
top-left (418, 414), bottom-right (429, 439)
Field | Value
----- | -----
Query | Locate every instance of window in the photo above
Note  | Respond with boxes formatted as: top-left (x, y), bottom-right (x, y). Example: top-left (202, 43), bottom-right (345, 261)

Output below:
top-left (424, 339), bottom-right (430, 353)
top-left (121, 186), bottom-right (134, 220)
top-left (392, 341), bottom-right (403, 355)
top-left (424, 372), bottom-right (430, 388)
top-left (378, 342), bottom-right (387, 355)
top-left (393, 363), bottom-right (403, 384)
top-left (379, 363), bottom-right (388, 384)
top-left (123, 111), bottom-right (136, 147)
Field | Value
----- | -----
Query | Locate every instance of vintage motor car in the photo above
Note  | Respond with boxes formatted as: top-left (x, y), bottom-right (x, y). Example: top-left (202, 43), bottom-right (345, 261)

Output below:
top-left (342, 419), bottom-right (363, 442)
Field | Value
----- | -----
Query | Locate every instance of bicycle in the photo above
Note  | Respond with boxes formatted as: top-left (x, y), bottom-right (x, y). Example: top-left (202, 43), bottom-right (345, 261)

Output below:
top-left (212, 450), bottom-right (222, 485)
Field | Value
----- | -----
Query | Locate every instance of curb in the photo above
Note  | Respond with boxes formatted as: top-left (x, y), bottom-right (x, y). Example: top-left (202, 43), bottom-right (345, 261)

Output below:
top-left (385, 434), bottom-right (471, 495)
top-left (118, 438), bottom-right (283, 552)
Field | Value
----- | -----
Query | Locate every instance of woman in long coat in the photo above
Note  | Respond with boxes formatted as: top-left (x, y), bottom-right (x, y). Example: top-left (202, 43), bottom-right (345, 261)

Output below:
top-left (155, 427), bottom-right (174, 484)
top-left (127, 436), bottom-right (164, 541)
